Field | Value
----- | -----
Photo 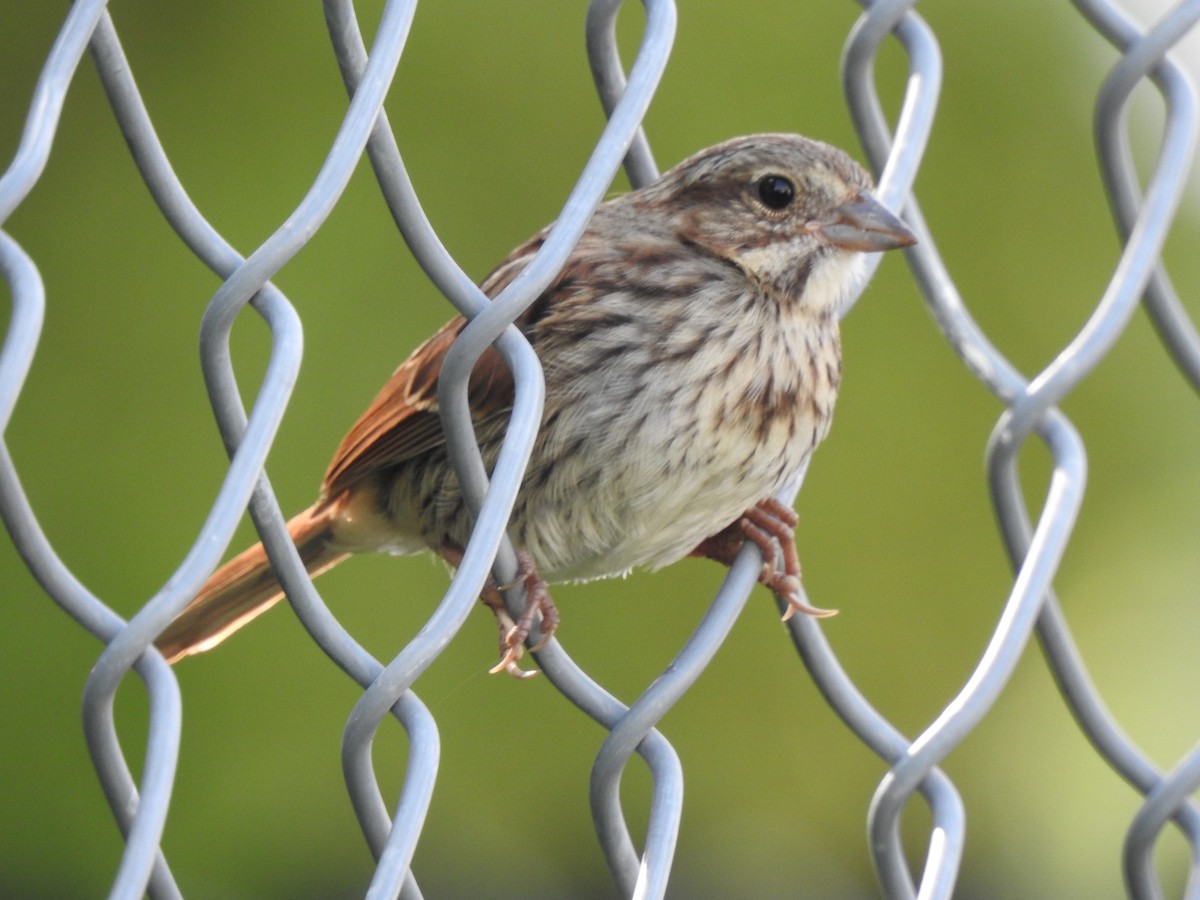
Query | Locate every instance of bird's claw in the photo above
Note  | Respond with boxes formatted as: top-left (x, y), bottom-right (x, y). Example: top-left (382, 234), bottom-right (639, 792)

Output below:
top-left (772, 574), bottom-right (838, 621)
top-left (489, 627), bottom-right (539, 679)
top-left (742, 499), bottom-right (838, 621)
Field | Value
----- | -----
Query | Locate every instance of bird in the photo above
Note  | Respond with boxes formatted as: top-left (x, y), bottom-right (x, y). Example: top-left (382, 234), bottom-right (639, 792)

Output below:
top-left (155, 133), bottom-right (915, 676)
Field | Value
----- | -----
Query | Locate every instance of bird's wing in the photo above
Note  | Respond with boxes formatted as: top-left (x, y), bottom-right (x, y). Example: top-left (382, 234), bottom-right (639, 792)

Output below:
top-left (320, 232), bottom-right (551, 499)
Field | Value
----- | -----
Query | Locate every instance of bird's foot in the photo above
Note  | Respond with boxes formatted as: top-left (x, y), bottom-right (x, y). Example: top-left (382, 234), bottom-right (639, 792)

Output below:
top-left (483, 550), bottom-right (559, 678)
top-left (692, 498), bottom-right (837, 620)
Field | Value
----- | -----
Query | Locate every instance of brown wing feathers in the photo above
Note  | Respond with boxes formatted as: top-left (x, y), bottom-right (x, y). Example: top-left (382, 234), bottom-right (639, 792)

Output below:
top-left (320, 230), bottom-right (548, 499)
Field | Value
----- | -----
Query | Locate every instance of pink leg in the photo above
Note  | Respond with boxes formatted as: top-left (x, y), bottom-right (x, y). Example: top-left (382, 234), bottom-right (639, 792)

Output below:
top-left (482, 550), bottom-right (559, 678)
top-left (692, 498), bottom-right (837, 620)
top-left (441, 546), bottom-right (560, 679)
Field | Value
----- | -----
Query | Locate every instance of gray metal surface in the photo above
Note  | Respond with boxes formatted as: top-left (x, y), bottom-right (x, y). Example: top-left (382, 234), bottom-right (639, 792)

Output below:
top-left (1, 1), bottom-right (1198, 898)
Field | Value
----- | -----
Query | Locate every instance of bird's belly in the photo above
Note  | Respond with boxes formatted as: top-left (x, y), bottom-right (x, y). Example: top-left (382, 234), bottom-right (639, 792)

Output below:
top-left (400, 308), bottom-right (840, 585)
top-left (517, 394), bottom-right (824, 583)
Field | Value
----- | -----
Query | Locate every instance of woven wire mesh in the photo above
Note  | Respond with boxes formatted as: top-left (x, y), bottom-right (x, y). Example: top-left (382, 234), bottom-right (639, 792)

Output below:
top-left (3, 1), bottom-right (1200, 897)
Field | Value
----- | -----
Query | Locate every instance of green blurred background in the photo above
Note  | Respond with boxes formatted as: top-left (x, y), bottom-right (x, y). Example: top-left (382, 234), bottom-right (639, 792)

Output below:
top-left (3, 2), bottom-right (1200, 897)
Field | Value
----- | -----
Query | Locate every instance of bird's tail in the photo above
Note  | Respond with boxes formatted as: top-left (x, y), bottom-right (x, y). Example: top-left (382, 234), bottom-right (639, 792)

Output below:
top-left (155, 504), bottom-right (349, 663)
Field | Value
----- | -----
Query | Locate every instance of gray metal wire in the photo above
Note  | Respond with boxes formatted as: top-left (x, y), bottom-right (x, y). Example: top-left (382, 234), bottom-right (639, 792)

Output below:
top-left (2, 1), bottom-right (1200, 898)
top-left (842, 1), bottom-right (1200, 898)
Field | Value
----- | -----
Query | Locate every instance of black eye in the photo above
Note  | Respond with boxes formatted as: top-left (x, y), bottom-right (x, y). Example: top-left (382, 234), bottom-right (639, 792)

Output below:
top-left (756, 174), bottom-right (795, 210)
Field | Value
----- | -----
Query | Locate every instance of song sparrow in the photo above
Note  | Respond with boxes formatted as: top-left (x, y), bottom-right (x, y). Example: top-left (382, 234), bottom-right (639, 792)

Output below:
top-left (156, 133), bottom-right (914, 676)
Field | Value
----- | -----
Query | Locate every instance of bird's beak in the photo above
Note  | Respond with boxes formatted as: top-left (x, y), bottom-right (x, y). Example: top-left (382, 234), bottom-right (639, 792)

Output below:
top-left (818, 194), bottom-right (916, 252)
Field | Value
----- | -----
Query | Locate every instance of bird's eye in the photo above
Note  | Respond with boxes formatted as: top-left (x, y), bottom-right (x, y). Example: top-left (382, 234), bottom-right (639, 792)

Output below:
top-left (756, 174), bottom-right (795, 210)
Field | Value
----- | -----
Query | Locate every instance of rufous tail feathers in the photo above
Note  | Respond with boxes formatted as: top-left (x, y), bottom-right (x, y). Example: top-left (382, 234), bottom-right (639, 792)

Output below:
top-left (155, 504), bottom-right (349, 663)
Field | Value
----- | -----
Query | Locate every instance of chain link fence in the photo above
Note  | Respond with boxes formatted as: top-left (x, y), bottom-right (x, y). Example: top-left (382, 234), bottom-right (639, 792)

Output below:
top-left (3, 1), bottom-right (1200, 897)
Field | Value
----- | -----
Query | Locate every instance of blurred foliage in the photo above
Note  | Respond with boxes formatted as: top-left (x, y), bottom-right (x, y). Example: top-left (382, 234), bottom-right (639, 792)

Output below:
top-left (3, 2), bottom-right (1200, 898)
